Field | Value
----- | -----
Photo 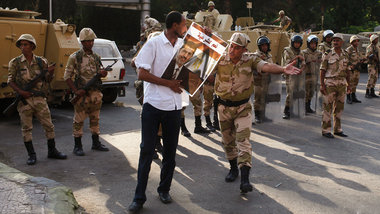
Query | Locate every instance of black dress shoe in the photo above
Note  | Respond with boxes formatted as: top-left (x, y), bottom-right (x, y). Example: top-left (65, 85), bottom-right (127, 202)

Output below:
top-left (158, 192), bottom-right (172, 204)
top-left (322, 133), bottom-right (334, 138)
top-left (128, 201), bottom-right (143, 213)
top-left (334, 132), bottom-right (348, 137)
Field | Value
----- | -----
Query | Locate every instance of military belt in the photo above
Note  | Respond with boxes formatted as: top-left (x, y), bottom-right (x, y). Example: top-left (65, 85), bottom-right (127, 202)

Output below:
top-left (292, 90), bottom-right (305, 99)
top-left (266, 93), bottom-right (281, 103)
top-left (218, 97), bottom-right (249, 107)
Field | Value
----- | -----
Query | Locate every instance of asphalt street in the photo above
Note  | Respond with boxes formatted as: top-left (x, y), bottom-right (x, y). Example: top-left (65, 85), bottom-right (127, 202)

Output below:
top-left (1, 65), bottom-right (380, 214)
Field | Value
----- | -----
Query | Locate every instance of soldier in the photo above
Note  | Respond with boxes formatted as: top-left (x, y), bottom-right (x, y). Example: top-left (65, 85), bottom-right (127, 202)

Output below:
top-left (213, 32), bottom-right (301, 193)
top-left (64, 28), bottom-right (109, 156)
top-left (365, 34), bottom-right (379, 98)
top-left (271, 10), bottom-right (292, 30)
top-left (282, 35), bottom-right (305, 119)
top-left (320, 33), bottom-right (351, 138)
top-left (346, 35), bottom-right (364, 103)
top-left (7, 34), bottom-right (67, 165)
top-left (302, 35), bottom-right (322, 113)
top-left (144, 15), bottom-right (162, 38)
top-left (204, 1), bottom-right (220, 30)
top-left (253, 36), bottom-right (273, 123)
top-left (318, 30), bottom-right (334, 54)
top-left (189, 84), bottom-right (213, 133)
top-left (135, 33), bottom-right (146, 53)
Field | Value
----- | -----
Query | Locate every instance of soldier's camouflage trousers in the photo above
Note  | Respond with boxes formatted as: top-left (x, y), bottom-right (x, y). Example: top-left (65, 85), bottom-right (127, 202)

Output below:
top-left (218, 101), bottom-right (252, 168)
top-left (305, 72), bottom-right (317, 102)
top-left (322, 85), bottom-right (346, 134)
top-left (285, 75), bottom-right (293, 108)
top-left (190, 83), bottom-right (214, 116)
top-left (17, 97), bottom-right (55, 142)
top-left (254, 74), bottom-right (269, 111)
top-left (366, 65), bottom-right (378, 89)
top-left (73, 90), bottom-right (102, 138)
top-left (350, 69), bottom-right (360, 93)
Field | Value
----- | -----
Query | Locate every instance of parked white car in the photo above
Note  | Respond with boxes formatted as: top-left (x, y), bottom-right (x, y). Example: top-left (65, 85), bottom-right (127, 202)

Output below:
top-left (79, 38), bottom-right (128, 103)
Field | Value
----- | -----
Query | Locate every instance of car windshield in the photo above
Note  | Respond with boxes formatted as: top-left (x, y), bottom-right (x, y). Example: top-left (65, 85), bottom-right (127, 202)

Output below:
top-left (92, 42), bottom-right (121, 59)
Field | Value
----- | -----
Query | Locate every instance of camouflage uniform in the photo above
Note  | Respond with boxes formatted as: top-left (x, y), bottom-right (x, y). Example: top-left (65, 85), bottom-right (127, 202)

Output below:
top-left (64, 49), bottom-right (103, 138)
top-left (318, 42), bottom-right (332, 54)
top-left (7, 55), bottom-right (54, 142)
top-left (366, 43), bottom-right (379, 89)
top-left (346, 45), bottom-right (363, 93)
top-left (320, 48), bottom-right (349, 134)
top-left (144, 17), bottom-right (162, 38)
top-left (253, 50), bottom-right (273, 112)
top-left (301, 48), bottom-right (322, 102)
top-left (282, 47), bottom-right (305, 108)
top-left (214, 52), bottom-right (267, 168)
top-left (189, 83), bottom-right (214, 117)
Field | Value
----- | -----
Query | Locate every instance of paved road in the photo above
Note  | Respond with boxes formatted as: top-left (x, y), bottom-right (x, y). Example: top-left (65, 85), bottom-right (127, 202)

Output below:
top-left (1, 66), bottom-right (379, 214)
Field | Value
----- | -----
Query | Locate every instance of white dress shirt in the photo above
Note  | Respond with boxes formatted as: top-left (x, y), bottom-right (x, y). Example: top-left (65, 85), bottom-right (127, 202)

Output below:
top-left (135, 32), bottom-right (184, 111)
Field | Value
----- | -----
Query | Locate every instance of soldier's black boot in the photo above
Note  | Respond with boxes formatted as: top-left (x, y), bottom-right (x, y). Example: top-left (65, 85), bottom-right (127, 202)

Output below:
top-left (365, 89), bottom-right (371, 98)
top-left (194, 116), bottom-right (210, 134)
top-left (370, 88), bottom-right (379, 98)
top-left (346, 94), bottom-right (353, 104)
top-left (240, 165), bottom-right (253, 193)
top-left (351, 93), bottom-right (361, 103)
top-left (73, 137), bottom-right (85, 156)
top-left (282, 106), bottom-right (290, 119)
top-left (225, 158), bottom-right (239, 182)
top-left (305, 101), bottom-right (315, 113)
top-left (92, 134), bottom-right (109, 151)
top-left (47, 139), bottom-right (67, 159)
top-left (212, 112), bottom-right (220, 130)
top-left (180, 118), bottom-right (191, 137)
top-left (205, 115), bottom-right (216, 132)
top-left (254, 110), bottom-right (262, 123)
top-left (24, 141), bottom-right (36, 165)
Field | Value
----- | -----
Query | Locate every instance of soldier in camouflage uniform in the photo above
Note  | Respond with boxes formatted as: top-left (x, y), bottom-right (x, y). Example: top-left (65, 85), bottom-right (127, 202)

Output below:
top-left (365, 34), bottom-right (379, 98)
top-left (346, 35), bottom-right (364, 103)
top-left (282, 35), bottom-right (305, 119)
top-left (318, 30), bottom-right (334, 54)
top-left (64, 28), bottom-right (109, 156)
top-left (144, 15), bottom-right (162, 38)
top-left (253, 36), bottom-right (273, 123)
top-left (203, 1), bottom-right (220, 30)
top-left (320, 33), bottom-right (351, 138)
top-left (302, 35), bottom-right (322, 113)
top-left (7, 34), bottom-right (67, 165)
top-left (272, 10), bottom-right (292, 30)
top-left (214, 32), bottom-right (301, 193)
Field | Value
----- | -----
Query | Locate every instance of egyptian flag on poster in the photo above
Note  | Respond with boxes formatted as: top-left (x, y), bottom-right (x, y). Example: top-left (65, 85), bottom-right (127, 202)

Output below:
top-left (161, 22), bottom-right (228, 97)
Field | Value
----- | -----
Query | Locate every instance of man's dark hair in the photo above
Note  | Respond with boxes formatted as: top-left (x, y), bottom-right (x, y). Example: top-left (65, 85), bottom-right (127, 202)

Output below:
top-left (166, 11), bottom-right (183, 29)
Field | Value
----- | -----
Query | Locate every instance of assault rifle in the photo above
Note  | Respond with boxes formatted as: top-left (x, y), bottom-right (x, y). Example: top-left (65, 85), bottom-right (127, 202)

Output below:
top-left (70, 60), bottom-right (117, 104)
top-left (2, 65), bottom-right (54, 117)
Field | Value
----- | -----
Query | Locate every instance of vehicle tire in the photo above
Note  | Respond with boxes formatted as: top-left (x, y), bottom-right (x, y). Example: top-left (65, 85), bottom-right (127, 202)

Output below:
top-left (102, 88), bottom-right (118, 103)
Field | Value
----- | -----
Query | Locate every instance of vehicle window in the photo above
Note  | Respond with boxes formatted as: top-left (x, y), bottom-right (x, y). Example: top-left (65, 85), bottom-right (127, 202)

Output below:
top-left (93, 44), bottom-right (119, 58)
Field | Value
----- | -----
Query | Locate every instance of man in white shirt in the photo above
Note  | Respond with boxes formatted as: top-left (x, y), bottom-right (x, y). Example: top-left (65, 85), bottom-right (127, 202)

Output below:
top-left (128, 11), bottom-right (188, 213)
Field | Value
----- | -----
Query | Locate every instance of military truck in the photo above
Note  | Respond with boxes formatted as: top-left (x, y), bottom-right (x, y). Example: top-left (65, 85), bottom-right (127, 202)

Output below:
top-left (0, 7), bottom-right (128, 110)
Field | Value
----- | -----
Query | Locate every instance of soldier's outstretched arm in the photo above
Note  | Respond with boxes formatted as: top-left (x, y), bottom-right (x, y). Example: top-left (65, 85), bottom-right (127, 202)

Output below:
top-left (261, 60), bottom-right (301, 75)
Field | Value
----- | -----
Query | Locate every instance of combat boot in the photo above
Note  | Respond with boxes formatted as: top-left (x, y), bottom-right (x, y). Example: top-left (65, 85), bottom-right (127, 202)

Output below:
top-left (225, 158), bottom-right (239, 182)
top-left (194, 116), bottom-right (210, 134)
top-left (240, 165), bottom-right (253, 193)
top-left (212, 113), bottom-right (220, 130)
top-left (24, 141), bottom-right (36, 165)
top-left (254, 110), bottom-right (262, 124)
top-left (305, 101), bottom-right (315, 113)
top-left (282, 106), bottom-right (290, 119)
top-left (346, 94), bottom-right (353, 104)
top-left (47, 139), bottom-right (67, 159)
top-left (92, 134), bottom-right (109, 151)
top-left (370, 88), bottom-right (379, 98)
top-left (73, 137), bottom-right (85, 156)
top-left (365, 89), bottom-right (371, 98)
top-left (205, 115), bottom-right (216, 132)
top-left (180, 118), bottom-right (191, 137)
top-left (351, 93), bottom-right (361, 103)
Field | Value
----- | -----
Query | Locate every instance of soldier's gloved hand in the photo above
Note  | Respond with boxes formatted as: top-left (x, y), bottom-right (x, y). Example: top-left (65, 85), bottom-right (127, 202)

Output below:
top-left (19, 90), bottom-right (33, 99)
top-left (167, 79), bottom-right (182, 94)
top-left (320, 85), bottom-right (327, 95)
top-left (100, 69), bottom-right (108, 77)
top-left (75, 89), bottom-right (86, 97)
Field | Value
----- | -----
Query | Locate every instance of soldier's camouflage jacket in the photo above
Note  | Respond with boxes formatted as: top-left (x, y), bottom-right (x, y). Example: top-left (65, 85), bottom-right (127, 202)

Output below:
top-left (320, 48), bottom-right (349, 86)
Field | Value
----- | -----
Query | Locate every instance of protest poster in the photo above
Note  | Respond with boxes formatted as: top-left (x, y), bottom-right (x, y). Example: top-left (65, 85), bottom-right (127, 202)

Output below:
top-left (161, 22), bottom-right (228, 97)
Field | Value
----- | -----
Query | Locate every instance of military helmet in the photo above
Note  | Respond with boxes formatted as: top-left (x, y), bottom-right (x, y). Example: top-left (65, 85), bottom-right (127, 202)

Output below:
top-left (208, 1), bottom-right (215, 7)
top-left (16, 34), bottom-right (36, 50)
top-left (370, 34), bottom-right (379, 43)
top-left (257, 36), bottom-right (271, 52)
top-left (349, 35), bottom-right (360, 44)
top-left (228, 32), bottom-right (250, 47)
top-left (323, 30), bottom-right (334, 41)
top-left (307, 35), bottom-right (318, 49)
top-left (291, 35), bottom-right (303, 49)
top-left (79, 28), bottom-right (97, 41)
top-left (332, 33), bottom-right (344, 41)
top-left (279, 10), bottom-right (285, 15)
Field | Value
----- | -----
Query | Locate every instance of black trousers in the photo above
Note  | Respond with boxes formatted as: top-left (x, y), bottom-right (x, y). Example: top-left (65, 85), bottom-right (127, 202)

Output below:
top-left (133, 103), bottom-right (181, 204)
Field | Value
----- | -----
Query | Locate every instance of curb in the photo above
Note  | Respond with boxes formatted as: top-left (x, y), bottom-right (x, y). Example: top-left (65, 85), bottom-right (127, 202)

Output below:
top-left (0, 162), bottom-right (80, 214)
